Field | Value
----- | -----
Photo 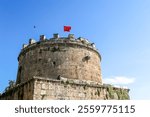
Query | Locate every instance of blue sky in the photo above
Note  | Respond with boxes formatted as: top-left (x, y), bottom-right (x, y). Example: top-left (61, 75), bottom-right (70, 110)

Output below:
top-left (0, 0), bottom-right (150, 99)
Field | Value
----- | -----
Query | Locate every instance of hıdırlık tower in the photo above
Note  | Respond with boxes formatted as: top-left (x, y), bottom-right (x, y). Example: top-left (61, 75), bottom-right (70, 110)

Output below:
top-left (0, 34), bottom-right (129, 100)
top-left (16, 34), bottom-right (102, 84)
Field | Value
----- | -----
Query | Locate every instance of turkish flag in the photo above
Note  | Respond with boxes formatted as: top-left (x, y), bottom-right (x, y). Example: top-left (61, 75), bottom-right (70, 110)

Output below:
top-left (64, 26), bottom-right (71, 32)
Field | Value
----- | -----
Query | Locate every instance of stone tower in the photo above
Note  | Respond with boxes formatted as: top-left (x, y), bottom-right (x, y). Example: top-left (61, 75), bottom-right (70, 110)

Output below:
top-left (0, 34), bottom-right (129, 100)
top-left (16, 34), bottom-right (102, 84)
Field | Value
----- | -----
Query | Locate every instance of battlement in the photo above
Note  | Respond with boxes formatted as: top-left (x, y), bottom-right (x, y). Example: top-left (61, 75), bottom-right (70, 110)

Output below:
top-left (22, 34), bottom-right (97, 52)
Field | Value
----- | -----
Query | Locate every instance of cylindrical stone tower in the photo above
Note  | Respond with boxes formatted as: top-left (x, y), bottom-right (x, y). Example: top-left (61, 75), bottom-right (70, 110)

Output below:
top-left (16, 34), bottom-right (102, 84)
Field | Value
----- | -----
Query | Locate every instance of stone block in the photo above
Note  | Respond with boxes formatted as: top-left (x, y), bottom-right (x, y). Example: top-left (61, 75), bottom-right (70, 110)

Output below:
top-left (41, 90), bottom-right (46, 95)
top-left (29, 38), bottom-right (36, 44)
top-left (22, 44), bottom-right (28, 49)
top-left (53, 33), bottom-right (59, 39)
top-left (41, 84), bottom-right (46, 89)
top-left (40, 35), bottom-right (46, 41)
top-left (68, 34), bottom-right (75, 39)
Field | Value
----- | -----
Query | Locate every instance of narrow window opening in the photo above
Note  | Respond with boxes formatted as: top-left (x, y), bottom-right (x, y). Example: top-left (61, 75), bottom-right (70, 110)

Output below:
top-left (52, 61), bottom-right (56, 67)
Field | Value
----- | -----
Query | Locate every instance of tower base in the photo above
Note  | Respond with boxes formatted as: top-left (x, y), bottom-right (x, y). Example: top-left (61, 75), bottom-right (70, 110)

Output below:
top-left (0, 76), bottom-right (129, 100)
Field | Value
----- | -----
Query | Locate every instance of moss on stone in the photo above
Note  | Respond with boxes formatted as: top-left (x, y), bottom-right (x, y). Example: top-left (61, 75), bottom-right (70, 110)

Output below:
top-left (107, 86), bottom-right (115, 99)
top-left (116, 89), bottom-right (129, 100)
top-left (66, 80), bottom-right (69, 84)
top-left (107, 86), bottom-right (129, 100)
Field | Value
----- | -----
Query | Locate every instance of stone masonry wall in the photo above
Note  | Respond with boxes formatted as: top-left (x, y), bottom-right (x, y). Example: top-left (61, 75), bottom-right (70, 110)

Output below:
top-left (33, 77), bottom-right (129, 100)
top-left (16, 39), bottom-right (102, 84)
top-left (0, 77), bottom-right (129, 100)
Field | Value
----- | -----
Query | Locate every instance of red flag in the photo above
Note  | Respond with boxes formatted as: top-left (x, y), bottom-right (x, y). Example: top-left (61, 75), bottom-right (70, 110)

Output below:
top-left (64, 26), bottom-right (71, 32)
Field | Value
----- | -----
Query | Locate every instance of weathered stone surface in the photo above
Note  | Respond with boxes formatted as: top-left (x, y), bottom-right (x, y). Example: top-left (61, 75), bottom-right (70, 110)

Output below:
top-left (0, 77), bottom-right (129, 100)
top-left (16, 36), bottom-right (102, 84)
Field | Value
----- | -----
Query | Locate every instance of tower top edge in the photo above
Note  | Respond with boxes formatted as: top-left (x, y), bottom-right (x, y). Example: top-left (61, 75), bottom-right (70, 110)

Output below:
top-left (22, 33), bottom-right (97, 49)
top-left (19, 33), bottom-right (101, 61)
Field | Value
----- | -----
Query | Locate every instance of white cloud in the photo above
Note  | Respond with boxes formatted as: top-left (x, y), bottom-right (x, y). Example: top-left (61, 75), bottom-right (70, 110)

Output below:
top-left (103, 76), bottom-right (135, 85)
